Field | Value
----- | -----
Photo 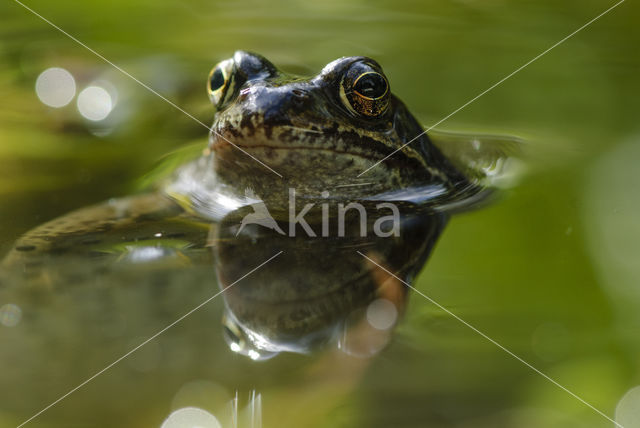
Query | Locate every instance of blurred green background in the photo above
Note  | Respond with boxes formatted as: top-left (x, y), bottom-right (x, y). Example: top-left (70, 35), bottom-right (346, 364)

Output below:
top-left (1, 0), bottom-right (640, 427)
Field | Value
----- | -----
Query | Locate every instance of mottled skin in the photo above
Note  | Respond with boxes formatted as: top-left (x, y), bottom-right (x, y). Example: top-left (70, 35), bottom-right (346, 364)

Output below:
top-left (168, 51), bottom-right (475, 218)
top-left (209, 52), bottom-right (465, 186)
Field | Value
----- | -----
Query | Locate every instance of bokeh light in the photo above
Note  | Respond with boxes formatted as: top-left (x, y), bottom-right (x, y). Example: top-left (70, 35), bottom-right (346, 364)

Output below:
top-left (0, 303), bottom-right (22, 327)
top-left (584, 135), bottom-right (640, 324)
top-left (366, 298), bottom-right (397, 330)
top-left (615, 385), bottom-right (640, 428)
top-left (160, 407), bottom-right (222, 428)
top-left (35, 67), bottom-right (76, 107)
top-left (77, 85), bottom-right (113, 121)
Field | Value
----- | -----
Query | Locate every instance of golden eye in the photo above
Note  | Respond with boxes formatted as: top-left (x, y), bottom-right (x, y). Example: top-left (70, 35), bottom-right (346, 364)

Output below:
top-left (207, 58), bottom-right (235, 107)
top-left (340, 64), bottom-right (390, 117)
top-left (353, 71), bottom-right (389, 100)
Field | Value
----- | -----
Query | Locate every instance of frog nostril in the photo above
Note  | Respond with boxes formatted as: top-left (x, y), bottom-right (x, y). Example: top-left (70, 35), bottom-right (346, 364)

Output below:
top-left (290, 89), bottom-right (309, 108)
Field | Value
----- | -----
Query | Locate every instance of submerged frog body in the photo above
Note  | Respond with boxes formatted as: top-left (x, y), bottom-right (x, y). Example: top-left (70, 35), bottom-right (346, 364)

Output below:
top-left (2, 51), bottom-right (521, 358)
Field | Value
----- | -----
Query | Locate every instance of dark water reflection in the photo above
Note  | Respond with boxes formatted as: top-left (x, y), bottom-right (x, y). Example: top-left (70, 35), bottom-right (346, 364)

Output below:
top-left (217, 205), bottom-right (446, 360)
top-left (0, 195), bottom-right (448, 426)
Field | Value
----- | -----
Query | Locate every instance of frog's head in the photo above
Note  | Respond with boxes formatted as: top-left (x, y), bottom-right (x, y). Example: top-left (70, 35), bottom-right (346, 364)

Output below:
top-left (206, 51), bottom-right (468, 200)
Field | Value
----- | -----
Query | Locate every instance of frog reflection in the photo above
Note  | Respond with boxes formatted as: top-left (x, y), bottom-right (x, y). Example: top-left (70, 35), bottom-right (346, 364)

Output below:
top-left (212, 204), bottom-right (447, 360)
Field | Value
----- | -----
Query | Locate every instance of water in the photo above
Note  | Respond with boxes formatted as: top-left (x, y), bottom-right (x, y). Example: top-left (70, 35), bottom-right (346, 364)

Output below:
top-left (1, 1), bottom-right (640, 427)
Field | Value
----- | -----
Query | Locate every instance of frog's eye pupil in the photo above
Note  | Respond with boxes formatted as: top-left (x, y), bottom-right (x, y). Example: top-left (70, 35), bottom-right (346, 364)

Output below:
top-left (210, 68), bottom-right (225, 92)
top-left (354, 72), bottom-right (387, 99)
top-left (340, 66), bottom-right (390, 117)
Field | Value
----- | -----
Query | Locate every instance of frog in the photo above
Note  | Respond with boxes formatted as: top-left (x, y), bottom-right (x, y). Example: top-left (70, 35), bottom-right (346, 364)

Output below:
top-left (5, 50), bottom-right (513, 265)
top-left (1, 51), bottom-right (521, 360)
top-left (172, 50), bottom-right (477, 217)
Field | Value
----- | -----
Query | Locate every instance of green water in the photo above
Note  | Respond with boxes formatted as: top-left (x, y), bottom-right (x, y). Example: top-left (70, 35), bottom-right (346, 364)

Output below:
top-left (1, 1), bottom-right (640, 427)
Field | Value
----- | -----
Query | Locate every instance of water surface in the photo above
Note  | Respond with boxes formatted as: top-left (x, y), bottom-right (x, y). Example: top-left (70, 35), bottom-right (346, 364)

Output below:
top-left (1, 1), bottom-right (639, 427)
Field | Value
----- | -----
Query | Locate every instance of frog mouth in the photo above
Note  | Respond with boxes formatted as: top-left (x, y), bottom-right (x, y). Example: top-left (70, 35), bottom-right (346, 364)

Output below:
top-left (210, 134), bottom-right (383, 185)
top-left (209, 123), bottom-right (427, 173)
top-left (210, 123), bottom-right (337, 151)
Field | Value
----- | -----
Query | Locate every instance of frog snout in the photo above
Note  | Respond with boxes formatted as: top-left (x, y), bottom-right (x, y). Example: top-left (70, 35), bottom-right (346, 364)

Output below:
top-left (238, 84), bottom-right (315, 125)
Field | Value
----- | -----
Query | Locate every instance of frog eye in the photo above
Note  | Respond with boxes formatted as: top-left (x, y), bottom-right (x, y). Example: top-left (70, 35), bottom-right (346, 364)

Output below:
top-left (207, 59), bottom-right (236, 107)
top-left (353, 72), bottom-right (388, 99)
top-left (340, 64), bottom-right (390, 117)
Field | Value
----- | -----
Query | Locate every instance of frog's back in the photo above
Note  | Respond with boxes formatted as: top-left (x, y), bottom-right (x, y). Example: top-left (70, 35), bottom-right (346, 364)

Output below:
top-left (2, 193), bottom-right (209, 272)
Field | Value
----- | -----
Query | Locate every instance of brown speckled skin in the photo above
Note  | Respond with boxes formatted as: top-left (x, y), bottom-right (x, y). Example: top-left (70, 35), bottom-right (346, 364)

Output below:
top-left (206, 51), bottom-right (471, 209)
